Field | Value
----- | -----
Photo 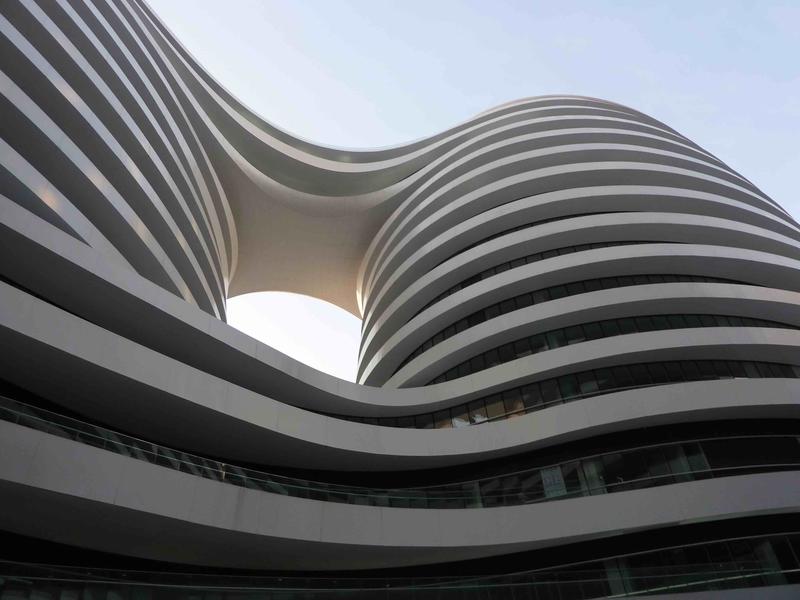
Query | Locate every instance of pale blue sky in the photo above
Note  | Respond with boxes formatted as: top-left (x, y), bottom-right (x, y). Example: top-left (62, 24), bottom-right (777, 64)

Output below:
top-left (149, 0), bottom-right (800, 381)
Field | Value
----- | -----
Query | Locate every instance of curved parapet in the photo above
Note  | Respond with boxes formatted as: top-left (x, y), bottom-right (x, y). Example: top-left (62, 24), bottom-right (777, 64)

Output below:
top-left (1, 0), bottom-right (800, 596)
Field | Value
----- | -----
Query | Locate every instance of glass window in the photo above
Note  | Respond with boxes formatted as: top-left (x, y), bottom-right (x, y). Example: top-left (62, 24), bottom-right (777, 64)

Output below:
top-left (558, 374), bottom-right (580, 399)
top-left (434, 410), bottom-right (452, 429)
top-left (618, 318), bottom-right (637, 334)
top-left (683, 442), bottom-right (710, 473)
top-left (468, 312), bottom-right (485, 327)
top-left (519, 471), bottom-right (544, 501)
top-left (700, 314), bottom-right (717, 327)
top-left (601, 320), bottom-right (621, 337)
top-left (713, 360), bottom-right (732, 378)
top-left (444, 325), bottom-right (456, 339)
top-left (542, 249), bottom-right (559, 259)
top-left (647, 363), bottom-right (670, 384)
top-left (486, 395), bottom-right (506, 420)
top-left (617, 275), bottom-right (635, 286)
top-left (600, 277), bottom-right (619, 289)
top-left (485, 349), bottom-right (501, 368)
top-left (714, 315), bottom-right (731, 326)
top-left (727, 315), bottom-right (745, 326)
top-left (565, 325), bottom-right (586, 345)
top-left (500, 298), bottom-right (517, 314)
top-left (664, 362), bottom-right (685, 382)
top-left (566, 281), bottom-right (585, 295)
top-left (629, 364), bottom-right (652, 386)
top-left (633, 274), bottom-right (651, 285)
top-left (495, 263), bottom-right (510, 274)
top-left (470, 355), bottom-right (486, 373)
top-left (451, 406), bottom-right (470, 428)
top-left (503, 389), bottom-right (524, 417)
top-left (466, 274), bottom-right (482, 285)
top-left (485, 304), bottom-right (501, 319)
top-left (681, 361), bottom-right (701, 380)
top-left (583, 322), bottom-right (604, 340)
top-left (651, 315), bottom-right (670, 330)
top-left (595, 367), bottom-right (615, 390)
top-left (520, 384), bottom-right (542, 409)
top-left (415, 414), bottom-right (434, 429)
top-left (397, 416), bottom-right (415, 428)
top-left (516, 293), bottom-right (533, 309)
top-left (643, 448), bottom-right (671, 477)
top-left (546, 329), bottom-right (567, 349)
top-left (602, 451), bottom-right (647, 490)
top-left (498, 344), bottom-right (515, 362)
top-left (455, 320), bottom-right (468, 333)
top-left (540, 379), bottom-right (561, 405)
top-left (526, 253), bottom-right (542, 264)
top-left (529, 334), bottom-right (548, 353)
top-left (468, 400), bottom-right (488, 424)
top-left (514, 338), bottom-right (532, 357)
top-left (697, 361), bottom-right (718, 379)
top-left (742, 361), bottom-right (761, 378)
top-left (479, 478), bottom-right (502, 507)
top-left (457, 362), bottom-right (471, 378)
top-left (578, 371), bottom-right (599, 394)
top-left (510, 257), bottom-right (526, 269)
top-left (550, 285), bottom-right (567, 299)
top-left (727, 360), bottom-right (747, 378)
top-left (584, 279), bottom-right (604, 292)
top-left (446, 367), bottom-right (458, 381)
top-left (667, 314), bottom-right (687, 328)
top-left (683, 314), bottom-right (702, 328)
top-left (635, 316), bottom-right (655, 331)
top-left (612, 365), bottom-right (634, 387)
top-left (532, 289), bottom-right (550, 304)
top-left (542, 465), bottom-right (569, 498)
top-left (767, 363), bottom-right (789, 377)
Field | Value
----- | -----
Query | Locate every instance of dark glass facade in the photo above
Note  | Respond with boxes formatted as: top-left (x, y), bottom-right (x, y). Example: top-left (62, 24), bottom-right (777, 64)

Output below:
top-left (399, 274), bottom-right (757, 371)
top-left (429, 313), bottom-right (798, 383)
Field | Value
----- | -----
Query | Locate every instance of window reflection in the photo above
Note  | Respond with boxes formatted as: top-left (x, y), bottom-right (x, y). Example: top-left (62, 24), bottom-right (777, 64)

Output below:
top-left (351, 360), bottom-right (800, 430)
top-left (428, 313), bottom-right (796, 384)
top-left (400, 272), bottom-right (755, 372)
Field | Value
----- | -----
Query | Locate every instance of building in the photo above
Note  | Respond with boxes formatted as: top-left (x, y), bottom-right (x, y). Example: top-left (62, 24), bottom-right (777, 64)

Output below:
top-left (1, 0), bottom-right (800, 597)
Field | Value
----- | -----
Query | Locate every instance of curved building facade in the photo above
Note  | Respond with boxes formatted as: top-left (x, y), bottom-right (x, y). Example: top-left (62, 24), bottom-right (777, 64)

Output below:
top-left (1, 0), bottom-right (800, 598)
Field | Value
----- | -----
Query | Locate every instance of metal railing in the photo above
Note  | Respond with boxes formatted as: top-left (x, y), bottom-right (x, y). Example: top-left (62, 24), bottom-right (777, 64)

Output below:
top-left (1, 395), bottom-right (798, 509)
top-left (0, 558), bottom-right (797, 598)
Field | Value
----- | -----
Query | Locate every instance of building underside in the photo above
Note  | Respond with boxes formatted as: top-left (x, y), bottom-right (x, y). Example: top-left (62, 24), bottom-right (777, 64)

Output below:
top-left (1, 0), bottom-right (800, 598)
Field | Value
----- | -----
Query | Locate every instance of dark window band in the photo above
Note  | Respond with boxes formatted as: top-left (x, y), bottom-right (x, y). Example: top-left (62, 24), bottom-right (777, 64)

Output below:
top-left (433, 211), bottom-right (624, 269)
top-left (364, 211), bottom-right (622, 331)
top-left (429, 314), bottom-right (799, 384)
top-left (345, 360), bottom-right (800, 429)
top-left (3, 527), bottom-right (800, 597)
top-left (2, 396), bottom-right (799, 513)
top-left (412, 239), bottom-right (650, 321)
top-left (398, 274), bottom-right (750, 374)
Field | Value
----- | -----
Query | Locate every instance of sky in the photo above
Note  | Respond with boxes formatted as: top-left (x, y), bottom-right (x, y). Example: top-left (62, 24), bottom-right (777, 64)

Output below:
top-left (148, 0), bottom-right (800, 381)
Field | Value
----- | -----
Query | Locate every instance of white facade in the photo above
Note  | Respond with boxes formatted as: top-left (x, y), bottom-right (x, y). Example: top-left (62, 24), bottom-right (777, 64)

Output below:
top-left (1, 0), bottom-right (800, 597)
